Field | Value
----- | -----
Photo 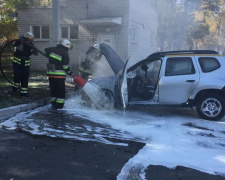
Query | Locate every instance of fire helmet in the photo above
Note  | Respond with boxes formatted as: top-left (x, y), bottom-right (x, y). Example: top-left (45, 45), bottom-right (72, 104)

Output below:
top-left (93, 44), bottom-right (100, 51)
top-left (61, 39), bottom-right (73, 50)
top-left (24, 32), bottom-right (34, 41)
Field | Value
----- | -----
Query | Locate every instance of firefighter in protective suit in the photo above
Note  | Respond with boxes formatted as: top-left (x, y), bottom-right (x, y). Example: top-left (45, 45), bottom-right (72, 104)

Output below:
top-left (12, 32), bottom-right (38, 98)
top-left (45, 39), bottom-right (74, 109)
top-left (79, 44), bottom-right (102, 81)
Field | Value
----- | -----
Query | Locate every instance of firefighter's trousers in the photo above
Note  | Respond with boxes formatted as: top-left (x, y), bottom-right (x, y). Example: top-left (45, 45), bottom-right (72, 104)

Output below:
top-left (49, 78), bottom-right (66, 109)
top-left (12, 62), bottom-right (30, 96)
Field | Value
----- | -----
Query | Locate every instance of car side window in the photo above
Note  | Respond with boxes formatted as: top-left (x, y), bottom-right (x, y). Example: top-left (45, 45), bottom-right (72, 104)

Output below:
top-left (198, 57), bottom-right (220, 73)
top-left (165, 57), bottom-right (195, 76)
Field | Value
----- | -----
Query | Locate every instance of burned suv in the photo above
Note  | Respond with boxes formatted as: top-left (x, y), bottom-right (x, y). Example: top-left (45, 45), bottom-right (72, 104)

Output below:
top-left (89, 44), bottom-right (225, 121)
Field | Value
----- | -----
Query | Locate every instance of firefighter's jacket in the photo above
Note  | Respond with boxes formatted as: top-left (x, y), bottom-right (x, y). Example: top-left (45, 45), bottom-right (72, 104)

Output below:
top-left (45, 44), bottom-right (73, 78)
top-left (79, 47), bottom-right (102, 74)
top-left (79, 55), bottom-right (94, 74)
top-left (13, 38), bottom-right (37, 66)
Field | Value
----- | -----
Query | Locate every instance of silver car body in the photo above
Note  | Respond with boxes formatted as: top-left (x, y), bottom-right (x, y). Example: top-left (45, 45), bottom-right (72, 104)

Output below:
top-left (122, 54), bottom-right (225, 105)
top-left (90, 44), bottom-right (225, 120)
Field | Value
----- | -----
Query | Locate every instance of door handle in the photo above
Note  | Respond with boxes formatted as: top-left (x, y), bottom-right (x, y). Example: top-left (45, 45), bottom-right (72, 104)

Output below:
top-left (186, 80), bottom-right (195, 83)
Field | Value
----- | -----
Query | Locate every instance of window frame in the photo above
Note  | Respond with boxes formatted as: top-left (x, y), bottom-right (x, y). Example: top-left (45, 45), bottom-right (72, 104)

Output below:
top-left (31, 25), bottom-right (49, 40)
top-left (198, 57), bottom-right (221, 73)
top-left (60, 25), bottom-right (78, 40)
top-left (130, 26), bottom-right (137, 43)
top-left (165, 57), bottom-right (195, 76)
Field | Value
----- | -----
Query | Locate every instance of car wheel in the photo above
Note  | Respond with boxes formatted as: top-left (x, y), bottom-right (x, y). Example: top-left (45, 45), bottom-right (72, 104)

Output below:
top-left (196, 93), bottom-right (225, 121)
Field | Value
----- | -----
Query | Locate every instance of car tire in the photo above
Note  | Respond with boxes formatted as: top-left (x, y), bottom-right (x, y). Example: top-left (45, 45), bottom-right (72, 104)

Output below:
top-left (196, 93), bottom-right (225, 121)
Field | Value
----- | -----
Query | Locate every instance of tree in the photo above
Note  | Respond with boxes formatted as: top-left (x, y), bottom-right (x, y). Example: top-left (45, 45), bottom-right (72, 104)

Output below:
top-left (0, 0), bottom-right (26, 41)
top-left (152, 0), bottom-right (203, 51)
top-left (0, 0), bottom-right (52, 43)
top-left (201, 0), bottom-right (225, 52)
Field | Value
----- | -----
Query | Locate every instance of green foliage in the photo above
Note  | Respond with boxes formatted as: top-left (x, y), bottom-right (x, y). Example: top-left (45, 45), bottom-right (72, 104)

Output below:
top-left (198, 0), bottom-right (225, 51)
top-left (0, 0), bottom-right (52, 43)
top-left (0, 19), bottom-right (18, 40)
top-left (0, 0), bottom-right (27, 42)
top-left (155, 0), bottom-right (225, 52)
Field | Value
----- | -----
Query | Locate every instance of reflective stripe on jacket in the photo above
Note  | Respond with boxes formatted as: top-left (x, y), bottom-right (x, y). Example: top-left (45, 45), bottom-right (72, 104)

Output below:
top-left (47, 70), bottom-right (66, 78)
top-left (79, 66), bottom-right (91, 74)
top-left (49, 53), bottom-right (62, 61)
top-left (79, 56), bottom-right (94, 74)
top-left (13, 57), bottom-right (30, 66)
top-left (45, 44), bottom-right (72, 78)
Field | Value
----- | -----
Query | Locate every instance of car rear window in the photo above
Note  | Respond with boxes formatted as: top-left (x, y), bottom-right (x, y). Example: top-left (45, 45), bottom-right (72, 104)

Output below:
top-left (198, 57), bottom-right (220, 73)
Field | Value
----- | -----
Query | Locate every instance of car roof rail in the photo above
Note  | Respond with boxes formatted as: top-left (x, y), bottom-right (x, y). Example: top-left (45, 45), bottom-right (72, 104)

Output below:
top-left (147, 50), bottom-right (219, 59)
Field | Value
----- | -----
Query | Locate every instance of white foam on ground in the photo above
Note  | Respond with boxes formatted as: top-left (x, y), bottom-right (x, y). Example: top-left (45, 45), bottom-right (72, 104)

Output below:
top-left (1, 95), bottom-right (225, 179)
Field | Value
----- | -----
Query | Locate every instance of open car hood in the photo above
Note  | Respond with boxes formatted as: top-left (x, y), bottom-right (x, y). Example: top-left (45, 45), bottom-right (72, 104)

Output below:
top-left (99, 43), bottom-right (125, 75)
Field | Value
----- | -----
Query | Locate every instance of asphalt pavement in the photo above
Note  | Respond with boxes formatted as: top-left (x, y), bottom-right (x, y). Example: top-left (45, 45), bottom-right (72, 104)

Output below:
top-left (0, 128), bottom-right (144, 180)
top-left (0, 99), bottom-right (225, 180)
top-left (1, 128), bottom-right (225, 180)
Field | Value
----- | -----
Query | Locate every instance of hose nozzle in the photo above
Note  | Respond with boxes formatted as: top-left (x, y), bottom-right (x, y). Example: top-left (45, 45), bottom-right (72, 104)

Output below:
top-left (73, 75), bottom-right (87, 87)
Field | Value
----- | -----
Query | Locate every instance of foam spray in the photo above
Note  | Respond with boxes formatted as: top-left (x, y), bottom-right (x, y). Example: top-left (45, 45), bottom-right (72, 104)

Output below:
top-left (73, 75), bottom-right (114, 110)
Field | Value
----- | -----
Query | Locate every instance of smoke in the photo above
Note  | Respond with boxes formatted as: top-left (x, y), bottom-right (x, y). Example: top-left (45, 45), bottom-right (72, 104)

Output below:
top-left (156, 0), bottom-right (203, 51)
top-left (92, 55), bottom-right (115, 78)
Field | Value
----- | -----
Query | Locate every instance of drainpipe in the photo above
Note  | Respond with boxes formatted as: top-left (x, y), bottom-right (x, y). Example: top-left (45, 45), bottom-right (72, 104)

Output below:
top-left (52, 0), bottom-right (60, 46)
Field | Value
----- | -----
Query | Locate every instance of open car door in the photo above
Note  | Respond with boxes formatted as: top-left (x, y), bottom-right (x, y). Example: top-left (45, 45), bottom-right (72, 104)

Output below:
top-left (120, 58), bottom-right (130, 109)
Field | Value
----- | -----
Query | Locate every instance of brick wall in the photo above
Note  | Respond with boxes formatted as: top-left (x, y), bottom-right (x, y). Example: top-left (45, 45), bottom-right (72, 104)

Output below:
top-left (17, 7), bottom-right (52, 71)
top-left (81, 0), bottom-right (130, 62)
top-left (17, 0), bottom-right (157, 72)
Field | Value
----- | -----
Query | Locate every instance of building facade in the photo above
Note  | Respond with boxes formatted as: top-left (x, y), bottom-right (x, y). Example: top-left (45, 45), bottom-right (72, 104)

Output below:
top-left (17, 0), bottom-right (158, 75)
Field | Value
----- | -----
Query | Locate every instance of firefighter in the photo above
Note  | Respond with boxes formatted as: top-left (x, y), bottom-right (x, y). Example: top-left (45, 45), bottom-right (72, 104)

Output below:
top-left (79, 44), bottom-right (102, 81)
top-left (45, 39), bottom-right (74, 109)
top-left (12, 32), bottom-right (38, 99)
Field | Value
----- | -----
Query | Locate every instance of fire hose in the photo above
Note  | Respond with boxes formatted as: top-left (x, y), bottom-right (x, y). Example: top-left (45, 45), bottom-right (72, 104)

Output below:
top-left (0, 39), bottom-right (85, 86)
top-left (0, 39), bottom-right (17, 84)
top-left (0, 39), bottom-right (48, 85)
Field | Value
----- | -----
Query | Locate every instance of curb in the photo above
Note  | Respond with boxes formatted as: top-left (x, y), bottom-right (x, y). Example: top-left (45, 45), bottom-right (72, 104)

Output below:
top-left (0, 98), bottom-right (50, 121)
